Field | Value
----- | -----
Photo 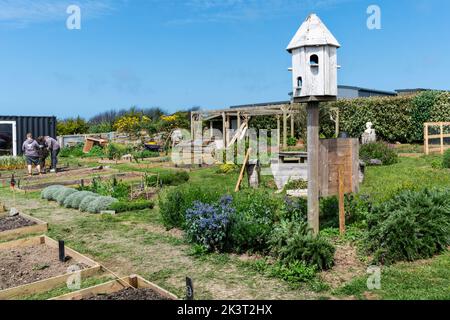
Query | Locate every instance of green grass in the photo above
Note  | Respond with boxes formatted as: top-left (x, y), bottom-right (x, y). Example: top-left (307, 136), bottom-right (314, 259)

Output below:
top-left (334, 251), bottom-right (450, 300)
top-left (360, 155), bottom-right (450, 203)
top-left (19, 275), bottom-right (114, 300)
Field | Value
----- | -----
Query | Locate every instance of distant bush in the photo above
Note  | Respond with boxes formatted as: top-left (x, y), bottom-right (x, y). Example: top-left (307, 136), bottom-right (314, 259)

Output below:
top-left (132, 150), bottom-right (160, 161)
top-left (360, 142), bottom-right (398, 166)
top-left (442, 149), bottom-right (450, 169)
top-left (86, 196), bottom-right (118, 214)
top-left (287, 137), bottom-right (298, 147)
top-left (283, 179), bottom-right (308, 191)
top-left (159, 185), bottom-right (222, 229)
top-left (185, 196), bottom-right (235, 252)
top-left (88, 122), bottom-right (113, 134)
top-left (57, 117), bottom-right (89, 136)
top-left (79, 195), bottom-right (101, 212)
top-left (55, 188), bottom-right (78, 205)
top-left (145, 171), bottom-right (189, 187)
top-left (106, 143), bottom-right (132, 160)
top-left (59, 144), bottom-right (84, 158)
top-left (109, 200), bottom-right (154, 213)
top-left (269, 220), bottom-right (335, 271)
top-left (367, 188), bottom-right (450, 265)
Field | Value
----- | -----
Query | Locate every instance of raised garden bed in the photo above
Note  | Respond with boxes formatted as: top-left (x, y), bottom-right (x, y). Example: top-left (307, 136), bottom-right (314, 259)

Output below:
top-left (19, 172), bottom-right (144, 191)
top-left (52, 275), bottom-right (178, 300)
top-left (0, 236), bottom-right (101, 300)
top-left (0, 212), bottom-right (48, 241)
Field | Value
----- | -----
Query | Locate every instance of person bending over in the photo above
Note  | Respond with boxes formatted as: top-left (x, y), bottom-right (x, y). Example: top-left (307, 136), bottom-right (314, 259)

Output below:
top-left (44, 136), bottom-right (61, 173)
top-left (22, 133), bottom-right (41, 176)
top-left (37, 136), bottom-right (49, 174)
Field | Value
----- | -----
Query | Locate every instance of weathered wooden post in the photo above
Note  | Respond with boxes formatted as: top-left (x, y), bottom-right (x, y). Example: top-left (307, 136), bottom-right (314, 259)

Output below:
top-left (287, 14), bottom-right (341, 235)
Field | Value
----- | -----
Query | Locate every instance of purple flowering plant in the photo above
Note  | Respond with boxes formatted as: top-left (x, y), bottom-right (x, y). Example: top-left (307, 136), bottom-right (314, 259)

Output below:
top-left (186, 195), bottom-right (235, 252)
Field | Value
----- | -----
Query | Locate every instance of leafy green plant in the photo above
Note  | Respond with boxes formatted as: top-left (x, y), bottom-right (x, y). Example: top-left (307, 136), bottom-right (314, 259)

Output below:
top-left (216, 164), bottom-right (239, 174)
top-left (145, 171), bottom-right (189, 187)
top-left (367, 188), bottom-right (450, 265)
top-left (59, 144), bottom-right (84, 158)
top-left (442, 149), bottom-right (450, 169)
top-left (159, 185), bottom-right (222, 229)
top-left (283, 179), bottom-right (308, 191)
top-left (227, 190), bottom-right (281, 253)
top-left (287, 137), bottom-right (298, 147)
top-left (81, 177), bottom-right (130, 200)
top-left (360, 142), bottom-right (399, 166)
top-left (109, 200), bottom-right (154, 213)
top-left (269, 220), bottom-right (335, 271)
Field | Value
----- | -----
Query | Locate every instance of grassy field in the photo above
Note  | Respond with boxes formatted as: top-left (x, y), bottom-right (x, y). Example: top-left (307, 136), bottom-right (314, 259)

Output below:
top-left (0, 154), bottom-right (449, 300)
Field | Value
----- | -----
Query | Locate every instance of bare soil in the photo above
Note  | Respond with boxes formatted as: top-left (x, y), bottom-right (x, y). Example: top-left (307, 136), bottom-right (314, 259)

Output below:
top-left (84, 287), bottom-right (171, 300)
top-left (0, 245), bottom-right (88, 290)
top-left (0, 216), bottom-right (36, 232)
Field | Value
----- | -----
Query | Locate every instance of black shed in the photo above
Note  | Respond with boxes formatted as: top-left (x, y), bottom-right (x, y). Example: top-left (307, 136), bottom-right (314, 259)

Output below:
top-left (0, 116), bottom-right (57, 156)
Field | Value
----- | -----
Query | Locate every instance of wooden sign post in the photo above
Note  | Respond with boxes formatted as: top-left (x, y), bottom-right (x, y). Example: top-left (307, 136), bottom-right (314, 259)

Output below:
top-left (307, 102), bottom-right (320, 234)
top-left (338, 165), bottom-right (346, 235)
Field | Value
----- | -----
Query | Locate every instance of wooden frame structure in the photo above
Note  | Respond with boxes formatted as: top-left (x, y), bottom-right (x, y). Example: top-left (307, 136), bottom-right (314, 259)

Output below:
top-left (424, 122), bottom-right (450, 155)
top-left (0, 235), bottom-right (101, 300)
top-left (0, 212), bottom-right (48, 241)
top-left (191, 103), bottom-right (302, 149)
top-left (51, 274), bottom-right (178, 300)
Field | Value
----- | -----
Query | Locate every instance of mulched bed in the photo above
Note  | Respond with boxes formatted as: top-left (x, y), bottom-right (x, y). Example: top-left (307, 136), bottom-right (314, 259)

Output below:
top-left (0, 245), bottom-right (88, 290)
top-left (84, 287), bottom-right (171, 300)
top-left (0, 215), bottom-right (36, 232)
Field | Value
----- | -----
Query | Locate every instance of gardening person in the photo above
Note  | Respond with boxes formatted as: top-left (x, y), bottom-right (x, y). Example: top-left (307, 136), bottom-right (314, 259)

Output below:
top-left (37, 136), bottom-right (49, 174)
top-left (44, 136), bottom-right (60, 173)
top-left (22, 133), bottom-right (41, 176)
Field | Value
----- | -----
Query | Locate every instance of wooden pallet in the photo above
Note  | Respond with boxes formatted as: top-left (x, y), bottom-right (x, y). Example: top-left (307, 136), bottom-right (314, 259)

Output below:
top-left (0, 212), bottom-right (48, 242)
top-left (0, 235), bottom-right (101, 300)
top-left (51, 274), bottom-right (178, 300)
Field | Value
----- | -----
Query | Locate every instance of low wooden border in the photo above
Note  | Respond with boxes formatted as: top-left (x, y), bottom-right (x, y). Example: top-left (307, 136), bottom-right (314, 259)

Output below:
top-left (0, 235), bottom-right (101, 300)
top-left (0, 213), bottom-right (48, 241)
top-left (51, 275), bottom-right (178, 300)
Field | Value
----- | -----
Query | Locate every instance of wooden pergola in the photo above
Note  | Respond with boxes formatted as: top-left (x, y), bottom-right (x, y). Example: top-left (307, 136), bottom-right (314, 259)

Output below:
top-left (191, 102), bottom-right (339, 149)
top-left (191, 103), bottom-right (303, 149)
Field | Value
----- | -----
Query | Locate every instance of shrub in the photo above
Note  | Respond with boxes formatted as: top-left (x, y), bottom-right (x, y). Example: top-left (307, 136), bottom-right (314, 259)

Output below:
top-left (185, 196), bottom-right (235, 252)
top-left (63, 191), bottom-right (96, 209)
top-left (267, 260), bottom-right (317, 283)
top-left (79, 195), bottom-right (100, 212)
top-left (57, 117), bottom-right (89, 136)
top-left (280, 197), bottom-right (307, 222)
top-left (146, 171), bottom-right (189, 187)
top-left (109, 200), bottom-right (154, 213)
top-left (55, 188), bottom-right (78, 205)
top-left (41, 185), bottom-right (66, 200)
top-left (59, 144), bottom-right (84, 158)
top-left (227, 190), bottom-right (281, 253)
top-left (83, 177), bottom-right (130, 200)
top-left (269, 220), bottom-right (335, 271)
top-left (216, 164), bottom-right (239, 174)
top-left (106, 143), bottom-right (131, 160)
top-left (132, 150), bottom-right (160, 161)
top-left (88, 122), bottom-right (113, 134)
top-left (442, 149), bottom-right (450, 169)
top-left (360, 142), bottom-right (398, 166)
top-left (367, 188), bottom-right (450, 265)
top-left (287, 137), bottom-right (298, 147)
top-left (86, 196), bottom-right (118, 214)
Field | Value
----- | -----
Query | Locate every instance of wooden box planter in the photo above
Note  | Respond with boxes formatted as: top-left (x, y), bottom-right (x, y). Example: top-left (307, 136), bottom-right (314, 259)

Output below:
top-left (51, 275), bottom-right (178, 300)
top-left (0, 212), bottom-right (48, 242)
top-left (0, 236), bottom-right (101, 300)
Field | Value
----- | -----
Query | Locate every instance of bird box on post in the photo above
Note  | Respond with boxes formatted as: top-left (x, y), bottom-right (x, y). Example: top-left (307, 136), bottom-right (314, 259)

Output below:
top-left (287, 14), bottom-right (340, 103)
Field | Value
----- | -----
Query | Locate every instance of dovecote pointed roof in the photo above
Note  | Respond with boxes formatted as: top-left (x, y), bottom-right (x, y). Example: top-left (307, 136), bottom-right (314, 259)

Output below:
top-left (287, 14), bottom-right (340, 52)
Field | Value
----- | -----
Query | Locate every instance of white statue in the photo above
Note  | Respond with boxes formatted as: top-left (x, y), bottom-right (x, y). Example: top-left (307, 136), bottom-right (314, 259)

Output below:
top-left (362, 122), bottom-right (376, 144)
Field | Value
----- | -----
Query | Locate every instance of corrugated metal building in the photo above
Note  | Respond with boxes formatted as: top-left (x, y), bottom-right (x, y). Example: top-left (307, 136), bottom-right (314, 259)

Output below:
top-left (0, 116), bottom-right (57, 156)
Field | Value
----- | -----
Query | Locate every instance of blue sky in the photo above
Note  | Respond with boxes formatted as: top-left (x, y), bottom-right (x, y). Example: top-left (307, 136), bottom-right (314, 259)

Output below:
top-left (0, 0), bottom-right (449, 119)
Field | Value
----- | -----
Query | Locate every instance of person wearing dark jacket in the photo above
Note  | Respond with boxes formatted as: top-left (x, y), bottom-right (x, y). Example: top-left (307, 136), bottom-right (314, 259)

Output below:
top-left (22, 133), bottom-right (41, 176)
top-left (37, 136), bottom-right (49, 174)
top-left (44, 136), bottom-right (60, 173)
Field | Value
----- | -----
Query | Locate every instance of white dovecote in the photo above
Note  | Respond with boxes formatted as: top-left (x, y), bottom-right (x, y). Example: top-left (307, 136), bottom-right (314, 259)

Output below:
top-left (287, 14), bottom-right (340, 102)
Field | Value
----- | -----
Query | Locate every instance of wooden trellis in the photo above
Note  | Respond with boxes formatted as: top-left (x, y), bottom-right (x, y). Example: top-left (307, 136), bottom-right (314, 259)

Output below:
top-left (424, 122), bottom-right (450, 155)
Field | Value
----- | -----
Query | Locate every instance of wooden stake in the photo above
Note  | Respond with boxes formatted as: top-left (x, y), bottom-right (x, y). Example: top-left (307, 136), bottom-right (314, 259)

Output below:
top-left (307, 102), bottom-right (320, 235)
top-left (424, 123), bottom-right (429, 155)
top-left (235, 148), bottom-right (251, 192)
top-left (338, 165), bottom-right (346, 236)
top-left (440, 123), bottom-right (444, 155)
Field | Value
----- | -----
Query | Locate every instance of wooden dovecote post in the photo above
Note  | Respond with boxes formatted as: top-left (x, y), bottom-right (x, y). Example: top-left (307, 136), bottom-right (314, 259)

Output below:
top-left (287, 14), bottom-right (341, 235)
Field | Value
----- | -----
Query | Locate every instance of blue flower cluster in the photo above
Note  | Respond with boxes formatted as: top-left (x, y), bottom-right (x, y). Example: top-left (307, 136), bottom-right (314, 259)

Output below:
top-left (186, 195), bottom-right (235, 251)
